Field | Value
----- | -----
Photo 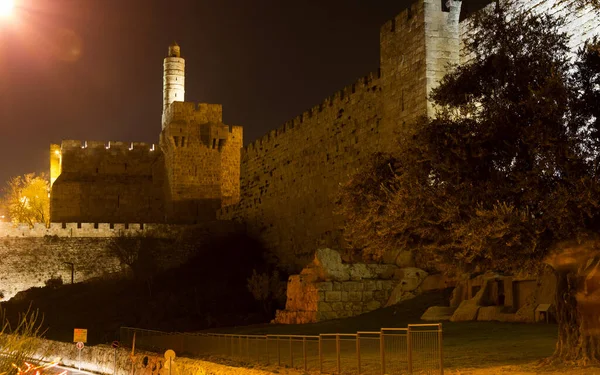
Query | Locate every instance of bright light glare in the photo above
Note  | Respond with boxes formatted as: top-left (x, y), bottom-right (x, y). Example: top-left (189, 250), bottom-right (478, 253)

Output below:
top-left (0, 0), bottom-right (14, 17)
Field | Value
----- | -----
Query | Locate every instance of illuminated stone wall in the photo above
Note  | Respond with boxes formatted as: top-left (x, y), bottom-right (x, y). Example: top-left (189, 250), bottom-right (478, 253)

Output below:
top-left (220, 0), bottom-right (600, 273)
top-left (460, 0), bottom-right (600, 63)
top-left (219, 0), bottom-right (462, 271)
top-left (50, 141), bottom-right (165, 224)
top-left (160, 102), bottom-right (242, 223)
top-left (50, 102), bottom-right (242, 225)
top-left (0, 221), bottom-right (239, 301)
top-left (0, 237), bottom-right (124, 300)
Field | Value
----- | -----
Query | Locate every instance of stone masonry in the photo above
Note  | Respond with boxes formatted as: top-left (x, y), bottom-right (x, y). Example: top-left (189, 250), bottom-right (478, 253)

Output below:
top-left (274, 248), bottom-right (451, 324)
top-left (45, 1), bottom-right (600, 274)
top-left (50, 43), bottom-right (243, 225)
top-left (219, 0), bottom-right (600, 273)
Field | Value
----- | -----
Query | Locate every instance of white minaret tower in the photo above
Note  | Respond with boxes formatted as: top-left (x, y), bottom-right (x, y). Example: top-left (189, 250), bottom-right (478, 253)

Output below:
top-left (162, 42), bottom-right (185, 129)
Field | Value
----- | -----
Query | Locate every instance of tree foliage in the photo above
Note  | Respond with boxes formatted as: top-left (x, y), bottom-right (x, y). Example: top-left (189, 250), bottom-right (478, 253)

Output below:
top-left (1, 173), bottom-right (50, 227)
top-left (339, 1), bottom-right (600, 274)
top-left (339, 0), bottom-right (600, 362)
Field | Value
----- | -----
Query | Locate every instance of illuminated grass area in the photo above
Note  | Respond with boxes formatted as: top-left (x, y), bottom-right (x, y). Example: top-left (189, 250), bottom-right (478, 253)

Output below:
top-left (203, 292), bottom-right (563, 371)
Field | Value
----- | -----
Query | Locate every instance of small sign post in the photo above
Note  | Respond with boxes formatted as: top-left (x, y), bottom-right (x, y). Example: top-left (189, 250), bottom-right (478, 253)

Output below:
top-left (76, 342), bottom-right (84, 371)
top-left (164, 350), bottom-right (176, 375)
top-left (73, 328), bottom-right (88, 343)
top-left (112, 341), bottom-right (120, 375)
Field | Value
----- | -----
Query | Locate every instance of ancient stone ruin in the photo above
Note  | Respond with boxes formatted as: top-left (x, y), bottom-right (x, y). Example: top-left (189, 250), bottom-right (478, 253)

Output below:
top-left (274, 248), bottom-right (452, 324)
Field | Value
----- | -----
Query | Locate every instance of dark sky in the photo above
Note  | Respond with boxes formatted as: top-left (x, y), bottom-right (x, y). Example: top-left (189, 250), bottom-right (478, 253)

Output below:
top-left (0, 0), bottom-right (489, 185)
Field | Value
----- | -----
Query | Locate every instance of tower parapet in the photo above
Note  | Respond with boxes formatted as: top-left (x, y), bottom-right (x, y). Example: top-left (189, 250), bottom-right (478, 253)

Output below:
top-left (162, 42), bottom-right (185, 129)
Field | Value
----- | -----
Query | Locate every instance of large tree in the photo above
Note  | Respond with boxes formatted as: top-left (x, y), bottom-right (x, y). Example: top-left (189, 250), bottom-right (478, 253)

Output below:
top-left (338, 1), bottom-right (600, 364)
top-left (1, 173), bottom-right (50, 227)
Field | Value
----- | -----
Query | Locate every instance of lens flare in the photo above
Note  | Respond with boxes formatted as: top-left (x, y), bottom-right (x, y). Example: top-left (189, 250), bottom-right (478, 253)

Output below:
top-left (0, 0), bottom-right (14, 18)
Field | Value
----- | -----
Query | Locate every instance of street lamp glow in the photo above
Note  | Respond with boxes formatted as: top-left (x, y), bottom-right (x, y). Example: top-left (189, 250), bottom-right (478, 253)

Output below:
top-left (0, 0), bottom-right (14, 17)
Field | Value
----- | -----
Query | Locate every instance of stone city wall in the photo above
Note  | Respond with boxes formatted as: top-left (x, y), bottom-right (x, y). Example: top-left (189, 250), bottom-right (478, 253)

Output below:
top-left (219, 72), bottom-right (383, 271)
top-left (0, 222), bottom-right (177, 238)
top-left (219, 0), bottom-right (462, 272)
top-left (0, 221), bottom-right (240, 301)
top-left (0, 237), bottom-right (124, 300)
top-left (459, 0), bottom-right (600, 64)
top-left (51, 140), bottom-right (165, 224)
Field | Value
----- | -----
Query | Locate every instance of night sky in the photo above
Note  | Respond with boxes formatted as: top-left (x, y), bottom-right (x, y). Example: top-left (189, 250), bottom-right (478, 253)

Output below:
top-left (0, 0), bottom-right (489, 186)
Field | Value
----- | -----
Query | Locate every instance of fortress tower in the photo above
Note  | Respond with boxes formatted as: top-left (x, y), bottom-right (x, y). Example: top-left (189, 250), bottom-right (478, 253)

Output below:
top-left (160, 45), bottom-right (243, 224)
top-left (162, 42), bottom-right (185, 129)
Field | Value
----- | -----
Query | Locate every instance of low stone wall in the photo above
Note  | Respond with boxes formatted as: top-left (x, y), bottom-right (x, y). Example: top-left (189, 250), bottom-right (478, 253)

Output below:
top-left (274, 249), bottom-right (451, 324)
top-left (421, 270), bottom-right (557, 323)
top-left (0, 222), bottom-right (182, 238)
top-left (275, 276), bottom-right (398, 324)
top-left (30, 337), bottom-right (294, 375)
top-left (0, 220), bottom-right (240, 301)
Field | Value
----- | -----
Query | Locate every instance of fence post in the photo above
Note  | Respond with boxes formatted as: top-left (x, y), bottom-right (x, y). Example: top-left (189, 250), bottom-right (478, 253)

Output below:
top-left (380, 330), bottom-right (385, 375)
top-left (438, 323), bottom-right (444, 375)
top-left (290, 337), bottom-right (294, 368)
top-left (407, 326), bottom-right (413, 375)
top-left (277, 336), bottom-right (281, 366)
top-left (319, 335), bottom-right (323, 374)
top-left (266, 336), bottom-right (270, 365)
top-left (357, 333), bottom-right (361, 375)
top-left (336, 334), bottom-right (341, 375)
top-left (303, 337), bottom-right (307, 372)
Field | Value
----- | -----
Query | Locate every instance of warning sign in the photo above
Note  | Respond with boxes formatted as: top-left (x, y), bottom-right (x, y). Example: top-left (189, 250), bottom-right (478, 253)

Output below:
top-left (73, 328), bottom-right (88, 343)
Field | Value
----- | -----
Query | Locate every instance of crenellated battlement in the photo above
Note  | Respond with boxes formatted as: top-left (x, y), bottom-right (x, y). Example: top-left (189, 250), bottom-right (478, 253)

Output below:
top-left (0, 222), bottom-right (182, 238)
top-left (163, 101), bottom-right (223, 126)
top-left (244, 71), bottom-right (381, 154)
top-left (380, 0), bottom-right (423, 39)
top-left (60, 140), bottom-right (157, 153)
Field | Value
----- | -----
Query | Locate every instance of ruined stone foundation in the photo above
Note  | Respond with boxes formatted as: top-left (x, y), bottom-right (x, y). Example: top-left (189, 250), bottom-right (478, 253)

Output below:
top-left (274, 248), bottom-right (452, 324)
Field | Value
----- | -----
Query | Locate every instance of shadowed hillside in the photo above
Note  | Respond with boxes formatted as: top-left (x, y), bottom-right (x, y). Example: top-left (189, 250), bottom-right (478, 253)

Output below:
top-left (0, 232), bottom-right (282, 345)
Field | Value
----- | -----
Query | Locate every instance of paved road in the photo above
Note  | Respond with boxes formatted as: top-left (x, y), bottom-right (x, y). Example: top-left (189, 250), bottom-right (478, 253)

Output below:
top-left (20, 362), bottom-right (100, 375)
top-left (51, 364), bottom-right (100, 375)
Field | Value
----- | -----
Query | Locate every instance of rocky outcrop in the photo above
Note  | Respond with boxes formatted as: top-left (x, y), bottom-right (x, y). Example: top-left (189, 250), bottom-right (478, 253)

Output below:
top-left (274, 248), bottom-right (438, 324)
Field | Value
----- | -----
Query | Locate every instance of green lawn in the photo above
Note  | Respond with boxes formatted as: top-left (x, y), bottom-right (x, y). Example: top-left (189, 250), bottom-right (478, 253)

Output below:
top-left (202, 291), bottom-right (559, 370)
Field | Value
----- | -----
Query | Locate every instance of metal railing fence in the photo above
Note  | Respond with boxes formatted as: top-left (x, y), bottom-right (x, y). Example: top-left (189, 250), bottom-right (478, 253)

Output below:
top-left (120, 323), bottom-right (443, 374)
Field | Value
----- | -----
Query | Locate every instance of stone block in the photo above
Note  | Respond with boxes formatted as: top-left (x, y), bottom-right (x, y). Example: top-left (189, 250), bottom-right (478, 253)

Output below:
top-left (421, 306), bottom-right (456, 321)
top-left (318, 291), bottom-right (326, 301)
top-left (348, 291), bottom-right (362, 302)
top-left (341, 291), bottom-right (349, 302)
top-left (394, 267), bottom-right (428, 292)
top-left (332, 282), bottom-right (342, 291)
top-left (420, 274), bottom-right (450, 292)
top-left (373, 290), bottom-right (386, 301)
top-left (362, 291), bottom-right (374, 301)
top-left (325, 291), bottom-right (341, 302)
top-left (331, 302), bottom-right (344, 311)
top-left (365, 300), bottom-right (382, 312)
top-left (363, 280), bottom-right (377, 291)
top-left (348, 263), bottom-right (372, 280)
top-left (343, 281), bottom-right (364, 292)
top-left (316, 281), bottom-right (333, 291)
top-left (318, 302), bottom-right (333, 312)
top-left (450, 300), bottom-right (480, 322)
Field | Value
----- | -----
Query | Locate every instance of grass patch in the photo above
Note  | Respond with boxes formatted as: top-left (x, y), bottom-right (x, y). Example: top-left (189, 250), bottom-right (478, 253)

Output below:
top-left (203, 291), bottom-right (559, 370)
